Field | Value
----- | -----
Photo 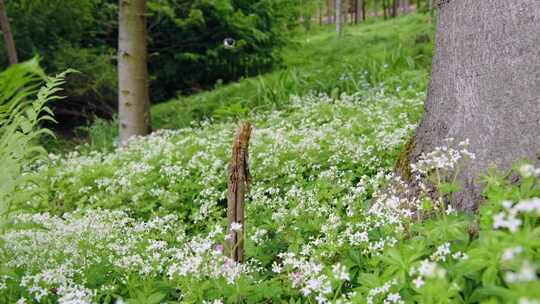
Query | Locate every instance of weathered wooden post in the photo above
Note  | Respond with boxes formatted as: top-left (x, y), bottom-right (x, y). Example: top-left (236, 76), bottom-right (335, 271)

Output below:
top-left (226, 123), bottom-right (252, 263)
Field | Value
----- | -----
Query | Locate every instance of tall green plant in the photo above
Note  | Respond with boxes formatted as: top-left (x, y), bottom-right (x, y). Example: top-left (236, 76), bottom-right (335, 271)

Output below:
top-left (0, 58), bottom-right (70, 230)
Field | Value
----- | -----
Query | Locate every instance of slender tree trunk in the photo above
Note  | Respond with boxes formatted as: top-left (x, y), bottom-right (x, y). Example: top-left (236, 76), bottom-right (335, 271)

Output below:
top-left (428, 0), bottom-right (433, 24)
top-left (382, 0), bottom-right (388, 19)
top-left (0, 0), bottom-right (18, 65)
top-left (400, 0), bottom-right (410, 14)
top-left (361, 0), bottom-right (366, 21)
top-left (355, 0), bottom-right (363, 23)
top-left (399, 0), bottom-right (540, 211)
top-left (118, 0), bottom-right (151, 144)
top-left (391, 0), bottom-right (398, 17)
top-left (327, 0), bottom-right (334, 24)
top-left (335, 0), bottom-right (342, 36)
top-left (353, 0), bottom-right (358, 24)
top-left (319, 3), bottom-right (323, 25)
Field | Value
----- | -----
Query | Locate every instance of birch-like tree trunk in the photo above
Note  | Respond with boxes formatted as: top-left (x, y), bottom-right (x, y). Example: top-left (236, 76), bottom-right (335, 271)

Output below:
top-left (0, 0), bottom-right (18, 65)
top-left (118, 0), bottom-right (151, 145)
top-left (335, 0), bottom-right (342, 36)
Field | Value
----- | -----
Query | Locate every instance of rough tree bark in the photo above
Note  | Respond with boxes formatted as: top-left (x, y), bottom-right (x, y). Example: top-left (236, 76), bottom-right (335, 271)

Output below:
top-left (226, 123), bottom-right (252, 264)
top-left (335, 0), bottom-right (342, 36)
top-left (0, 0), bottom-right (17, 65)
top-left (399, 0), bottom-right (540, 211)
top-left (118, 0), bottom-right (151, 145)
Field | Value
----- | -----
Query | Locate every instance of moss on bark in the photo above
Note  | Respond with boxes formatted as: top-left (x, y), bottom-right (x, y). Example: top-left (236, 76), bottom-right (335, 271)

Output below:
top-left (394, 137), bottom-right (415, 182)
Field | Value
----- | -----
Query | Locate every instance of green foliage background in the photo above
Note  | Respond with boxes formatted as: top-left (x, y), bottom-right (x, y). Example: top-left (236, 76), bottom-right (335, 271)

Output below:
top-left (0, 0), bottom-right (303, 123)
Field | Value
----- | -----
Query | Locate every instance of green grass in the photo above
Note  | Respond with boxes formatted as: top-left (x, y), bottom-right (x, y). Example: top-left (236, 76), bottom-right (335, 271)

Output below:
top-left (56, 14), bottom-right (434, 152)
top-left (151, 14), bottom-right (434, 130)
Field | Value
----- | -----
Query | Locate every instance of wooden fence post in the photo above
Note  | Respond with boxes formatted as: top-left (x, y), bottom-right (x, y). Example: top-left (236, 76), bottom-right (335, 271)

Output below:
top-left (226, 123), bottom-right (252, 263)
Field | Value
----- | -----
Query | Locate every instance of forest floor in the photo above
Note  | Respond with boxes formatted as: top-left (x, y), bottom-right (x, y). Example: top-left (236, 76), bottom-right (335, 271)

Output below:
top-left (71, 14), bottom-right (433, 152)
top-left (3, 14), bottom-right (540, 304)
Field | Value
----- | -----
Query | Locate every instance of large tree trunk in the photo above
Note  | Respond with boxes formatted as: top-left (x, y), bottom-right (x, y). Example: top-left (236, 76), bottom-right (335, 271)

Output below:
top-left (335, 0), bottom-right (342, 36)
top-left (0, 0), bottom-right (17, 65)
top-left (401, 0), bottom-right (540, 211)
top-left (118, 0), bottom-right (151, 145)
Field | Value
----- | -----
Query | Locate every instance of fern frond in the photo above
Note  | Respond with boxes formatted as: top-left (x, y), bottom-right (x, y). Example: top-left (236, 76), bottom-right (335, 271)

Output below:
top-left (0, 61), bottom-right (72, 230)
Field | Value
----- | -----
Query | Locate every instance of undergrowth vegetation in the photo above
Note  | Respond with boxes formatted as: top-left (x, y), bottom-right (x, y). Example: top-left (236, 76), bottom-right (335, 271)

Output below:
top-left (151, 15), bottom-right (432, 130)
top-left (1, 15), bottom-right (539, 304)
top-left (0, 58), bottom-right (70, 230)
top-left (68, 14), bottom-right (433, 152)
top-left (2, 75), bottom-right (540, 303)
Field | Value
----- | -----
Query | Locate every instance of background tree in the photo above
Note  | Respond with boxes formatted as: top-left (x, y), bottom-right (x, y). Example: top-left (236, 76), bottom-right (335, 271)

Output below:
top-left (327, 0), bottom-right (334, 24)
top-left (118, 0), bottom-right (150, 144)
top-left (427, 0), bottom-right (433, 23)
top-left (399, 0), bottom-right (410, 14)
top-left (0, 0), bottom-right (17, 65)
top-left (335, 0), bottom-right (342, 36)
top-left (399, 0), bottom-right (540, 211)
top-left (0, 0), bottom-right (298, 129)
top-left (354, 0), bottom-right (363, 23)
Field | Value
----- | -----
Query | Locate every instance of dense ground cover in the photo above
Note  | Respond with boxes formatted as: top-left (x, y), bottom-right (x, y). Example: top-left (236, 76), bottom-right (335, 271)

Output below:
top-left (2, 15), bottom-right (540, 304)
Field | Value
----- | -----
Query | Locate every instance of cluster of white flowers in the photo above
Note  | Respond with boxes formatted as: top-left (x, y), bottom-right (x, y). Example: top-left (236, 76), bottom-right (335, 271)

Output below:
top-left (1, 210), bottom-right (252, 302)
top-left (250, 228), bottom-right (267, 244)
top-left (368, 175), bottom-right (421, 229)
top-left (518, 164), bottom-right (540, 178)
top-left (408, 242), bottom-right (469, 291)
top-left (409, 260), bottom-right (447, 289)
top-left (331, 263), bottom-right (350, 281)
top-left (502, 246), bottom-right (524, 262)
top-left (367, 280), bottom-right (403, 304)
top-left (498, 237), bottom-right (539, 291)
top-left (272, 252), bottom-right (351, 303)
top-left (504, 261), bottom-right (538, 284)
top-left (493, 198), bottom-right (540, 233)
top-left (411, 138), bottom-right (475, 176)
top-left (0, 275), bottom-right (7, 291)
top-left (202, 300), bottom-right (224, 304)
top-left (430, 242), bottom-right (451, 262)
top-left (5, 90), bottom-right (426, 302)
